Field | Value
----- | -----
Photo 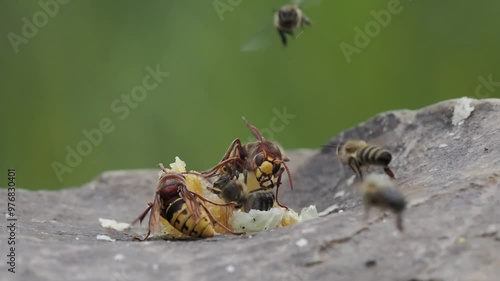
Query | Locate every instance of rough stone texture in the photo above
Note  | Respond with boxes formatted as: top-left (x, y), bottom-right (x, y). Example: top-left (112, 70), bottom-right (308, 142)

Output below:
top-left (1, 98), bottom-right (500, 281)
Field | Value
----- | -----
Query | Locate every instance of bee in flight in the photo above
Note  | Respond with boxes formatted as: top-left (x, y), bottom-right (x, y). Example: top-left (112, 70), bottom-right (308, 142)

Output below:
top-left (209, 175), bottom-right (275, 212)
top-left (335, 140), bottom-right (395, 180)
top-left (241, 0), bottom-right (316, 52)
top-left (202, 117), bottom-right (293, 209)
top-left (274, 3), bottom-right (312, 47)
top-left (132, 165), bottom-right (243, 240)
top-left (360, 173), bottom-right (406, 231)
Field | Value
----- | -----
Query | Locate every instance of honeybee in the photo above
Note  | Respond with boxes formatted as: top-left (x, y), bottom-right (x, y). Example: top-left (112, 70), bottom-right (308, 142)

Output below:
top-left (209, 175), bottom-right (275, 212)
top-left (132, 165), bottom-right (243, 240)
top-left (241, 0), bottom-right (315, 51)
top-left (274, 3), bottom-right (312, 46)
top-left (203, 117), bottom-right (292, 209)
top-left (361, 174), bottom-right (406, 231)
top-left (210, 175), bottom-right (247, 209)
top-left (336, 140), bottom-right (395, 180)
top-left (245, 190), bottom-right (275, 212)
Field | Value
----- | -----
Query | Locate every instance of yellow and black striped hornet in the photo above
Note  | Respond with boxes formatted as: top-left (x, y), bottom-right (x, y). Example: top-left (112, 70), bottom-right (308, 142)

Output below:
top-left (132, 165), bottom-right (243, 240)
top-left (361, 174), bottom-right (406, 231)
top-left (335, 140), bottom-right (395, 180)
top-left (202, 117), bottom-right (293, 209)
top-left (208, 175), bottom-right (275, 212)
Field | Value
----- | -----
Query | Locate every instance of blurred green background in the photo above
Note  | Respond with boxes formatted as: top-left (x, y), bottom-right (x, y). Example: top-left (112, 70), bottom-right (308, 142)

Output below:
top-left (1, 0), bottom-right (499, 190)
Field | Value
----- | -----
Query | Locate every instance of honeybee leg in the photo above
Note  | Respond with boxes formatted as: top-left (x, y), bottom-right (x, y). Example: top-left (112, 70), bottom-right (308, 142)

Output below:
top-left (383, 166), bottom-right (396, 179)
top-left (364, 206), bottom-right (371, 222)
top-left (277, 29), bottom-right (288, 46)
top-left (395, 214), bottom-right (404, 232)
top-left (198, 201), bottom-right (245, 235)
top-left (348, 158), bottom-right (363, 180)
top-left (206, 186), bottom-right (222, 195)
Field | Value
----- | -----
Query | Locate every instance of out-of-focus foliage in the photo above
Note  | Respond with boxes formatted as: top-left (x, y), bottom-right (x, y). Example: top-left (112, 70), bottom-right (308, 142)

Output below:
top-left (1, 0), bottom-right (499, 189)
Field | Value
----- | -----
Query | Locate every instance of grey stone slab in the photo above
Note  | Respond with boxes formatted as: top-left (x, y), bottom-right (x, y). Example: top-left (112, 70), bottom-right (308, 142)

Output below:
top-left (1, 98), bottom-right (499, 281)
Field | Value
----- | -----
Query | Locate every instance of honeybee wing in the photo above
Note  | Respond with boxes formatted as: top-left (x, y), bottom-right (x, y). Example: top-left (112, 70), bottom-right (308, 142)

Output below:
top-left (240, 20), bottom-right (276, 52)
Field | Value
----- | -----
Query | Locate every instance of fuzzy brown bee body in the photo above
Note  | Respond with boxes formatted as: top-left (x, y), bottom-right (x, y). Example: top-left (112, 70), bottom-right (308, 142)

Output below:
top-left (336, 140), bottom-right (395, 180)
top-left (274, 5), bottom-right (311, 46)
top-left (132, 167), bottom-right (242, 240)
top-left (211, 175), bottom-right (247, 209)
top-left (244, 190), bottom-right (275, 212)
top-left (361, 174), bottom-right (406, 231)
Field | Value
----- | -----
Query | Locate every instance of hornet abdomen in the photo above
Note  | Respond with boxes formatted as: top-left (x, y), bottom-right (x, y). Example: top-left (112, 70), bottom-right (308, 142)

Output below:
top-left (165, 198), bottom-right (215, 238)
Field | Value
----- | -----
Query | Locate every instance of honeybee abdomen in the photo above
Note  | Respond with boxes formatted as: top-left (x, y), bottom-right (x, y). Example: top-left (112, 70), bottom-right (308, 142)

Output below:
top-left (165, 198), bottom-right (214, 238)
top-left (358, 146), bottom-right (392, 166)
top-left (244, 191), bottom-right (275, 212)
top-left (379, 188), bottom-right (406, 213)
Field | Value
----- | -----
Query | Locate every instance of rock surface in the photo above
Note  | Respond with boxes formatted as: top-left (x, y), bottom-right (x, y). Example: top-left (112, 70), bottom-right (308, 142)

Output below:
top-left (2, 98), bottom-right (500, 281)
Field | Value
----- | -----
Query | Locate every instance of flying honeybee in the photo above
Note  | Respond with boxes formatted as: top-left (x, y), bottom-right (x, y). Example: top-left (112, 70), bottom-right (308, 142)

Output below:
top-left (241, 0), bottom-right (317, 52)
top-left (203, 117), bottom-right (293, 209)
top-left (209, 175), bottom-right (275, 212)
top-left (335, 140), bottom-right (395, 180)
top-left (360, 173), bottom-right (406, 231)
top-left (274, 4), bottom-right (312, 47)
top-left (132, 165), bottom-right (243, 240)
